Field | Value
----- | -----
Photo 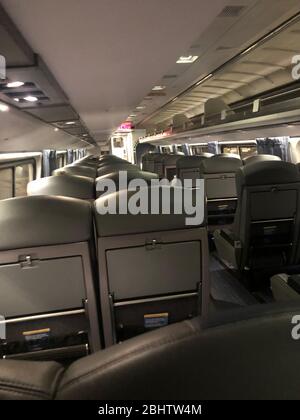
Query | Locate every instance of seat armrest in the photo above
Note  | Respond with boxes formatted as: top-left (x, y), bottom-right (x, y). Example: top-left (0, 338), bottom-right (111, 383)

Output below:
top-left (0, 359), bottom-right (64, 400)
top-left (219, 228), bottom-right (240, 246)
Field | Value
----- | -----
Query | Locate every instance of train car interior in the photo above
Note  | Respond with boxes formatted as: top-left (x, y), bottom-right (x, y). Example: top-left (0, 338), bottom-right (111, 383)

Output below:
top-left (1, 0), bottom-right (300, 401)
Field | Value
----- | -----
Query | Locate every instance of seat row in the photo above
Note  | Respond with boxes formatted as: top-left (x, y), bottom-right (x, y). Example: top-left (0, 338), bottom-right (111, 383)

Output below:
top-left (28, 155), bottom-right (159, 201)
top-left (1, 302), bottom-right (300, 399)
top-left (143, 152), bottom-right (283, 223)
top-left (0, 156), bottom-right (209, 360)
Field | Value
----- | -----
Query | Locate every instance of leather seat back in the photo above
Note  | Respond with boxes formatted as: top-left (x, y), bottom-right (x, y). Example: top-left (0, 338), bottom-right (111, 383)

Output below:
top-left (233, 161), bottom-right (300, 269)
top-left (27, 175), bottom-right (95, 200)
top-left (0, 196), bottom-right (101, 361)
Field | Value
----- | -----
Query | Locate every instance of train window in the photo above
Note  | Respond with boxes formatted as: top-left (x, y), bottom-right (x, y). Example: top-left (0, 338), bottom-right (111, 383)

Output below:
top-left (56, 153), bottom-right (65, 168)
top-left (0, 168), bottom-right (13, 200)
top-left (239, 146), bottom-right (257, 159)
top-left (15, 163), bottom-right (34, 197)
top-left (221, 144), bottom-right (257, 159)
top-left (191, 145), bottom-right (209, 155)
top-left (0, 159), bottom-right (36, 200)
top-left (222, 146), bottom-right (239, 155)
top-left (113, 138), bottom-right (124, 148)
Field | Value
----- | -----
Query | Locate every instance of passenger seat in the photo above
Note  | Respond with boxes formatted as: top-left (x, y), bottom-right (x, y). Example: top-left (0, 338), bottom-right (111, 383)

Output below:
top-left (214, 161), bottom-right (300, 280)
top-left (94, 185), bottom-right (209, 346)
top-left (0, 196), bottom-right (101, 361)
top-left (27, 175), bottom-right (95, 201)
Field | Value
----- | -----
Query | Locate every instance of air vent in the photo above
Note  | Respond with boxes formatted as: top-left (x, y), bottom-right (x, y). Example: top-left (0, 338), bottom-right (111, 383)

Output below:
top-left (218, 5), bottom-right (246, 18)
top-left (163, 74), bottom-right (178, 79)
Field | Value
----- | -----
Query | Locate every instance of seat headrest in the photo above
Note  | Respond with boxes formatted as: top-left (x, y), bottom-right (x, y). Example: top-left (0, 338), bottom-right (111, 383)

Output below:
top-left (200, 156), bottom-right (242, 174)
top-left (0, 196), bottom-right (92, 251)
top-left (97, 164), bottom-right (138, 177)
top-left (162, 154), bottom-right (184, 165)
top-left (94, 186), bottom-right (205, 236)
top-left (213, 153), bottom-right (241, 160)
top-left (142, 153), bottom-right (164, 163)
top-left (54, 165), bottom-right (96, 179)
top-left (96, 170), bottom-right (158, 191)
top-left (177, 155), bottom-right (210, 169)
top-left (237, 161), bottom-right (300, 193)
top-left (27, 175), bottom-right (95, 200)
top-left (243, 154), bottom-right (281, 165)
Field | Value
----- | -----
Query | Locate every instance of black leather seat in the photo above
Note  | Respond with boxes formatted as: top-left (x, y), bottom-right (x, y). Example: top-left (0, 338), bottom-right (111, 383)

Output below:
top-left (0, 196), bottom-right (101, 360)
top-left (1, 303), bottom-right (300, 400)
top-left (214, 161), bottom-right (300, 277)
top-left (27, 174), bottom-right (95, 200)
top-left (176, 155), bottom-right (212, 183)
top-left (95, 170), bottom-right (159, 198)
top-left (243, 154), bottom-right (281, 165)
top-left (53, 165), bottom-right (97, 179)
top-left (199, 155), bottom-right (242, 222)
top-left (94, 186), bottom-right (209, 346)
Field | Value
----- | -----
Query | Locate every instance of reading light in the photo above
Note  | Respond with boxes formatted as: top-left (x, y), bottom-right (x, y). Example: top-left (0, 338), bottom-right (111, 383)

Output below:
top-left (6, 81), bottom-right (24, 88)
top-left (0, 103), bottom-right (9, 112)
top-left (24, 95), bottom-right (38, 102)
top-left (176, 55), bottom-right (199, 64)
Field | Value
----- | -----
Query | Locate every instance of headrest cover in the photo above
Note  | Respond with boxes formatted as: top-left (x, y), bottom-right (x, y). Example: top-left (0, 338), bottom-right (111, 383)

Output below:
top-left (27, 175), bottom-right (95, 200)
top-left (162, 154), bottom-right (183, 165)
top-left (200, 156), bottom-right (242, 174)
top-left (54, 165), bottom-right (96, 179)
top-left (243, 154), bottom-right (281, 165)
top-left (0, 196), bottom-right (92, 251)
top-left (96, 170), bottom-right (158, 187)
top-left (177, 155), bottom-right (210, 169)
top-left (212, 153), bottom-right (241, 160)
top-left (94, 186), bottom-right (205, 236)
top-left (236, 161), bottom-right (300, 195)
top-left (142, 153), bottom-right (164, 163)
top-left (97, 164), bottom-right (138, 177)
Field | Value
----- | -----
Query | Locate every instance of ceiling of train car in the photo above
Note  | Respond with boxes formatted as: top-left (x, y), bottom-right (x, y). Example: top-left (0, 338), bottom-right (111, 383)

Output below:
top-left (0, 0), bottom-right (230, 144)
top-left (1, 0), bottom-right (300, 145)
top-left (139, 7), bottom-right (300, 129)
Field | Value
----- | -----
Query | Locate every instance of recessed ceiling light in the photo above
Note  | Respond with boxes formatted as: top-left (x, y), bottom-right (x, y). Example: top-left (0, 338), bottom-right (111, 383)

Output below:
top-left (0, 103), bottom-right (9, 112)
top-left (136, 106), bottom-right (146, 110)
top-left (176, 55), bottom-right (199, 64)
top-left (54, 128), bottom-right (59, 132)
top-left (24, 95), bottom-right (38, 102)
top-left (82, 134), bottom-right (88, 137)
top-left (129, 114), bottom-right (137, 117)
top-left (13, 98), bottom-right (20, 102)
top-left (152, 85), bottom-right (166, 91)
top-left (6, 81), bottom-right (25, 88)
top-left (65, 121), bottom-right (76, 125)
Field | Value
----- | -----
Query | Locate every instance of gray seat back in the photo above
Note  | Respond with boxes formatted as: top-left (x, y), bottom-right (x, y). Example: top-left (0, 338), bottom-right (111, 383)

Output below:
top-left (53, 165), bottom-right (97, 179)
top-left (233, 161), bottom-right (300, 269)
top-left (176, 155), bottom-right (211, 182)
top-left (243, 154), bottom-right (281, 165)
top-left (93, 186), bottom-right (209, 347)
top-left (95, 170), bottom-right (159, 198)
top-left (27, 175), bottom-right (95, 200)
top-left (0, 196), bottom-right (101, 360)
top-left (200, 156), bottom-right (242, 200)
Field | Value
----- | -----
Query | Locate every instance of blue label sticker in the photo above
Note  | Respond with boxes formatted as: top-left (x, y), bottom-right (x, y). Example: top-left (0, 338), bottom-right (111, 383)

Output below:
top-left (144, 313), bottom-right (169, 329)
